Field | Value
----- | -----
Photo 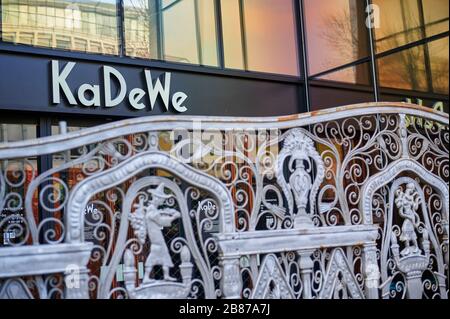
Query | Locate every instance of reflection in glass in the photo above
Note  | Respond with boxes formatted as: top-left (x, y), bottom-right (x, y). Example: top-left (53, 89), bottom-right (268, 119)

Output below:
top-left (221, 0), bottom-right (244, 69)
top-left (373, 0), bottom-right (421, 53)
top-left (123, 0), bottom-right (157, 59)
top-left (315, 62), bottom-right (371, 85)
top-left (377, 37), bottom-right (449, 95)
top-left (51, 124), bottom-right (84, 171)
top-left (243, 0), bottom-right (298, 75)
top-left (377, 45), bottom-right (428, 92)
top-left (124, 0), bottom-right (218, 66)
top-left (0, 123), bottom-right (36, 142)
top-left (0, 123), bottom-right (38, 247)
top-left (1, 0), bottom-right (120, 55)
top-left (163, 0), bottom-right (199, 64)
top-left (428, 37), bottom-right (449, 94)
top-left (51, 124), bottom-right (82, 135)
top-left (422, 0), bottom-right (449, 37)
top-left (304, 0), bottom-right (369, 76)
top-left (194, 0), bottom-right (218, 66)
top-left (373, 0), bottom-right (449, 53)
top-left (221, 0), bottom-right (299, 76)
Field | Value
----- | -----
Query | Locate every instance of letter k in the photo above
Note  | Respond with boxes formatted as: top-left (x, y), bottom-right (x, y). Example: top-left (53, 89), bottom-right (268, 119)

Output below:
top-left (52, 60), bottom-right (77, 105)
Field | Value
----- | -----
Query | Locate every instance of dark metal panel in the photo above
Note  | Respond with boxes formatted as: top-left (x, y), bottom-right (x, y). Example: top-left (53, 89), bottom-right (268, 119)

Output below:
top-left (309, 82), bottom-right (375, 111)
top-left (0, 52), bottom-right (302, 117)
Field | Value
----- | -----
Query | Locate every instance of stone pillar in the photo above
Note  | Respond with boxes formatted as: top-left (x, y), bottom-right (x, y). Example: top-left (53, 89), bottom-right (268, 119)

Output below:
top-left (220, 256), bottom-right (242, 299)
top-left (362, 243), bottom-right (380, 299)
top-left (298, 250), bottom-right (314, 299)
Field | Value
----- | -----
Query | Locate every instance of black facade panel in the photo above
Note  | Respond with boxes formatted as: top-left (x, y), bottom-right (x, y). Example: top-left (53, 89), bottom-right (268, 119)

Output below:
top-left (309, 83), bottom-right (375, 110)
top-left (0, 52), bottom-right (303, 118)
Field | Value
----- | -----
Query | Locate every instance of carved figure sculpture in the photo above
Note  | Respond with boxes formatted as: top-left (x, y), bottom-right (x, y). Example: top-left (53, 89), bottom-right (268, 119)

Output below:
top-left (129, 183), bottom-right (181, 282)
top-left (394, 183), bottom-right (421, 256)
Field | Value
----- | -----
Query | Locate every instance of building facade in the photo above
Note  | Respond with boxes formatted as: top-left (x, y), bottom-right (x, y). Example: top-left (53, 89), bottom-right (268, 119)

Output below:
top-left (1, 0), bottom-right (448, 135)
top-left (0, 0), bottom-right (449, 300)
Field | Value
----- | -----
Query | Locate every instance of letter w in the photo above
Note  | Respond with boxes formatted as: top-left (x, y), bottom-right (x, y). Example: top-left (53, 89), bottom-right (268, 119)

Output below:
top-left (144, 70), bottom-right (171, 111)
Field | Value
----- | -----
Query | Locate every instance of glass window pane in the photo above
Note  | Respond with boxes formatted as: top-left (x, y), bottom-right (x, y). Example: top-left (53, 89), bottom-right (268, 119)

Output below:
top-left (0, 123), bottom-right (36, 142)
top-left (377, 45), bottom-right (429, 92)
top-left (1, 0), bottom-right (120, 55)
top-left (221, 0), bottom-right (299, 76)
top-left (428, 37), bottom-right (449, 94)
top-left (377, 36), bottom-right (449, 95)
top-left (422, 0), bottom-right (449, 37)
top-left (123, 0), bottom-right (155, 59)
top-left (124, 0), bottom-right (219, 67)
top-left (0, 122), bottom-right (38, 247)
top-left (373, 0), bottom-right (448, 53)
top-left (221, 0), bottom-right (244, 69)
top-left (243, 0), bottom-right (299, 75)
top-left (304, 0), bottom-right (369, 76)
top-left (163, 0), bottom-right (199, 64)
top-left (197, 0), bottom-right (218, 66)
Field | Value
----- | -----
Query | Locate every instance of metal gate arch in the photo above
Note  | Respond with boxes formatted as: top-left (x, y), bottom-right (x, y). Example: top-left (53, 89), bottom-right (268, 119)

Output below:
top-left (0, 102), bottom-right (448, 299)
top-left (66, 151), bottom-right (235, 299)
top-left (360, 159), bottom-right (449, 299)
top-left (360, 159), bottom-right (449, 225)
top-left (66, 151), bottom-right (235, 242)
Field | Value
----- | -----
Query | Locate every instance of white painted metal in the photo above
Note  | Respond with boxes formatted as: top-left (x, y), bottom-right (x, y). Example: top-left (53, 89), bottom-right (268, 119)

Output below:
top-left (0, 102), bottom-right (448, 299)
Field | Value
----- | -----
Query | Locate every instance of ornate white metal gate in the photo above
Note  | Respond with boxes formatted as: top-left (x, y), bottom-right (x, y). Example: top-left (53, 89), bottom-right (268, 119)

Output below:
top-left (0, 102), bottom-right (448, 299)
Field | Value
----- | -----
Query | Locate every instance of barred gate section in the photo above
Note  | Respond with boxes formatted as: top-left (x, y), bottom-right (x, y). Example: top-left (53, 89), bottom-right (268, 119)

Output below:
top-left (0, 103), bottom-right (448, 299)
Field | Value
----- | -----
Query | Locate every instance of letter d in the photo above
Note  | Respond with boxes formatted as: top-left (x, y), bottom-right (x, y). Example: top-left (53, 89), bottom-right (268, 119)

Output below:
top-left (104, 66), bottom-right (127, 107)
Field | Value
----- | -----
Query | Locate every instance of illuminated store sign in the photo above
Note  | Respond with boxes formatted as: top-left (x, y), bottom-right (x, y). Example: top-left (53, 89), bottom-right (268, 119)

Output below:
top-left (51, 60), bottom-right (188, 113)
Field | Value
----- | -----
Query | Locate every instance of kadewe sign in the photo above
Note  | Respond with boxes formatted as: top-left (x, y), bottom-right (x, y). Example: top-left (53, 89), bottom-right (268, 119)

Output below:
top-left (52, 60), bottom-right (188, 113)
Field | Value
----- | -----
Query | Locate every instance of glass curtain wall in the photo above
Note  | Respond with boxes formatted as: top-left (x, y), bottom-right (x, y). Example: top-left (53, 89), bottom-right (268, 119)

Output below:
top-left (303, 0), bottom-right (449, 110)
top-left (0, 0), bottom-right (300, 75)
top-left (304, 0), bottom-right (371, 84)
top-left (124, 0), bottom-right (300, 74)
top-left (373, 0), bottom-right (449, 95)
